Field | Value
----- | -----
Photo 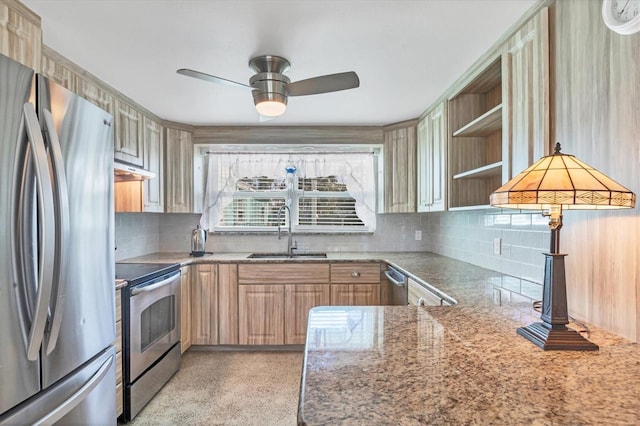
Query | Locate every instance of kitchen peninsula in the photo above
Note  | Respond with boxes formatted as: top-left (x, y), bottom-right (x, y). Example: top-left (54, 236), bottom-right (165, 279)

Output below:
top-left (121, 251), bottom-right (640, 425)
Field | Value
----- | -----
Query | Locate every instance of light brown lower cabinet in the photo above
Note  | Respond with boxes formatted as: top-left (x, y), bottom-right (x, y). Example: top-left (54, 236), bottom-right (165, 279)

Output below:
top-left (238, 283), bottom-right (331, 345)
top-left (217, 264), bottom-right (239, 344)
top-left (190, 264), bottom-right (217, 345)
top-left (115, 288), bottom-right (123, 417)
top-left (238, 284), bottom-right (284, 345)
top-left (330, 284), bottom-right (380, 306)
top-left (189, 262), bottom-right (380, 346)
top-left (284, 284), bottom-right (331, 344)
top-left (180, 265), bottom-right (192, 353)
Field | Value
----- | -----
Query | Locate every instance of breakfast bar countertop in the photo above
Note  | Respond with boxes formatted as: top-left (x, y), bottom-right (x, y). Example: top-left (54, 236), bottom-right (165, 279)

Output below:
top-left (296, 254), bottom-right (640, 426)
top-left (119, 251), bottom-right (640, 425)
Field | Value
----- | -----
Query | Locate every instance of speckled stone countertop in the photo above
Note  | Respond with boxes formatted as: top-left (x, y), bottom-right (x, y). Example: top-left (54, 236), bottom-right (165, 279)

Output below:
top-left (119, 251), bottom-right (640, 424)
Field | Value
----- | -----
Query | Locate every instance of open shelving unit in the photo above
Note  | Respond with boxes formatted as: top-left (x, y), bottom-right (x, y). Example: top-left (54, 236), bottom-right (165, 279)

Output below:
top-left (447, 57), bottom-right (503, 209)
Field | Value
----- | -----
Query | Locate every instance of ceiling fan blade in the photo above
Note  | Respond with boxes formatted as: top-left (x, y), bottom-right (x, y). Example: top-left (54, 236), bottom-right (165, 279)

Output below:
top-left (176, 68), bottom-right (253, 90)
top-left (286, 71), bottom-right (360, 96)
top-left (259, 113), bottom-right (277, 123)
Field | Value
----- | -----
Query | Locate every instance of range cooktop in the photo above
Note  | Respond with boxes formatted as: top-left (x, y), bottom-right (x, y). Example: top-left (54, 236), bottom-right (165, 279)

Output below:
top-left (115, 263), bottom-right (180, 286)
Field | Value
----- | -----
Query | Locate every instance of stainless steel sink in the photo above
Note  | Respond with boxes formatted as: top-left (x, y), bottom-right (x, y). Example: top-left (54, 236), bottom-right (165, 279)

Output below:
top-left (247, 252), bottom-right (327, 259)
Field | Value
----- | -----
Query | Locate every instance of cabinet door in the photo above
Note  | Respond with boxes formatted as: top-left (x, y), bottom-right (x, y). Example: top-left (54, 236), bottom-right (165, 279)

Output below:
top-left (114, 99), bottom-right (144, 166)
top-left (76, 74), bottom-right (114, 114)
top-left (165, 127), bottom-right (194, 213)
top-left (284, 284), bottom-right (330, 345)
top-left (218, 264), bottom-right (238, 345)
top-left (330, 284), bottom-right (353, 305)
top-left (143, 116), bottom-right (164, 212)
top-left (351, 284), bottom-right (380, 306)
top-left (41, 50), bottom-right (75, 91)
top-left (0, 1), bottom-right (41, 70)
top-left (502, 7), bottom-right (550, 181)
top-left (330, 284), bottom-right (380, 306)
top-left (383, 124), bottom-right (417, 213)
top-left (180, 266), bottom-right (192, 353)
top-left (191, 264), bottom-right (217, 345)
top-left (417, 103), bottom-right (447, 212)
top-left (238, 285), bottom-right (284, 345)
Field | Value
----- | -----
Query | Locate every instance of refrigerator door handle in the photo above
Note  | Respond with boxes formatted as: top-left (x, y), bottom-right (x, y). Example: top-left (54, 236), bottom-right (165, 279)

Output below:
top-left (22, 103), bottom-right (56, 361)
top-left (41, 108), bottom-right (70, 355)
top-left (32, 354), bottom-right (114, 426)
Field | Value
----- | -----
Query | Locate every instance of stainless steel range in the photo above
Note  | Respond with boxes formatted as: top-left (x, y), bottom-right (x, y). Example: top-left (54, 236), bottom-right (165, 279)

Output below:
top-left (116, 263), bottom-right (181, 421)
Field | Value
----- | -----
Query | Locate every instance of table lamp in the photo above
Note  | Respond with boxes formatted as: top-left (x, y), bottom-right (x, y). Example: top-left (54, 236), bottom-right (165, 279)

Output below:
top-left (490, 143), bottom-right (636, 350)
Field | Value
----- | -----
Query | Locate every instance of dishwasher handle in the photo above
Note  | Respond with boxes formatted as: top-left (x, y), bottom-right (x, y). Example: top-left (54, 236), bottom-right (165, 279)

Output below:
top-left (384, 269), bottom-right (406, 287)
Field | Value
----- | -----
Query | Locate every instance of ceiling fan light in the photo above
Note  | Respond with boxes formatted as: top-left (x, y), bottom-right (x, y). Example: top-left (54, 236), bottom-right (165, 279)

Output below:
top-left (255, 100), bottom-right (287, 117)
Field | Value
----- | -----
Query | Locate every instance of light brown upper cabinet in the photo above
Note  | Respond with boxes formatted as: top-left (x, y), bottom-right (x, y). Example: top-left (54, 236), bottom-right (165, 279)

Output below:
top-left (40, 46), bottom-right (75, 91)
top-left (164, 126), bottom-right (194, 213)
top-left (142, 115), bottom-right (164, 212)
top-left (417, 101), bottom-right (448, 212)
top-left (0, 0), bottom-right (41, 70)
top-left (502, 7), bottom-right (550, 180)
top-left (383, 120), bottom-right (417, 213)
top-left (114, 98), bottom-right (144, 166)
top-left (76, 72), bottom-right (114, 115)
top-left (447, 54), bottom-right (503, 209)
top-left (447, 7), bottom-right (549, 210)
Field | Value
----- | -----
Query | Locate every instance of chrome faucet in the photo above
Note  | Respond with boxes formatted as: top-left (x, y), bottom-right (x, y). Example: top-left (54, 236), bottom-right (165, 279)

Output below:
top-left (277, 205), bottom-right (295, 255)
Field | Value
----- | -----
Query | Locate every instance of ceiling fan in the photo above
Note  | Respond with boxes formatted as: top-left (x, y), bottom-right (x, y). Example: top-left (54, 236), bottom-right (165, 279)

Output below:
top-left (177, 55), bottom-right (360, 118)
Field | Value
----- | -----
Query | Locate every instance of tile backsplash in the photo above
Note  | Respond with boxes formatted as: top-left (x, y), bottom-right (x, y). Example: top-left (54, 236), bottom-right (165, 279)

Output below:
top-left (114, 213), bottom-right (161, 261)
top-left (115, 209), bottom-right (548, 285)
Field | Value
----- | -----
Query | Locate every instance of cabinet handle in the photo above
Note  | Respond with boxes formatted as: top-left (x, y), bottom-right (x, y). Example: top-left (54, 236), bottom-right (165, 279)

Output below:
top-left (351, 271), bottom-right (361, 278)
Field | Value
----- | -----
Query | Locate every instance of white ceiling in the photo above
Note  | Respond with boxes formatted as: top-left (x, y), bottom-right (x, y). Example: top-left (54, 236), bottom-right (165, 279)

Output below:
top-left (23, 0), bottom-right (537, 126)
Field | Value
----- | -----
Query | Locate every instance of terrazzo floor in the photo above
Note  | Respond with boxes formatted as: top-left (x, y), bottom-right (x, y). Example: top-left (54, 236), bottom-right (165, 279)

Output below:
top-left (127, 350), bottom-right (304, 426)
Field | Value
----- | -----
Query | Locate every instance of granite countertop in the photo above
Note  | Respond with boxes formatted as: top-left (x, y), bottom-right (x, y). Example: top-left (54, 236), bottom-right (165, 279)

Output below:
top-left (297, 255), bottom-right (640, 425)
top-left (119, 251), bottom-right (640, 424)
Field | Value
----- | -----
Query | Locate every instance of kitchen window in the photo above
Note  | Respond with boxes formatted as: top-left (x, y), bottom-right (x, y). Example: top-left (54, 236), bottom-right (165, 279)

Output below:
top-left (198, 150), bottom-right (378, 233)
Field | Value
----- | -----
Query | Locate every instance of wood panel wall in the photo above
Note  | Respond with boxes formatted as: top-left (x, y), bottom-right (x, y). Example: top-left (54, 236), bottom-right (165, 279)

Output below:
top-left (553, 0), bottom-right (640, 341)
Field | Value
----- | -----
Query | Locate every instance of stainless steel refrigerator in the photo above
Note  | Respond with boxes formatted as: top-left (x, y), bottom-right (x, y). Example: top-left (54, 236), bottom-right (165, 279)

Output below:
top-left (0, 53), bottom-right (116, 424)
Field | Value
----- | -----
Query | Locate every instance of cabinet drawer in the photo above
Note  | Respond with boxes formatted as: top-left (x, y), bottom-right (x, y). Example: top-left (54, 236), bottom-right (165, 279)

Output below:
top-left (238, 264), bottom-right (330, 284)
top-left (408, 278), bottom-right (442, 306)
top-left (330, 263), bottom-right (380, 283)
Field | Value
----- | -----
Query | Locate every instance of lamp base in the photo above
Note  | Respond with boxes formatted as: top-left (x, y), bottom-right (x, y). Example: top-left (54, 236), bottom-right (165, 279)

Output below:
top-left (517, 322), bottom-right (598, 351)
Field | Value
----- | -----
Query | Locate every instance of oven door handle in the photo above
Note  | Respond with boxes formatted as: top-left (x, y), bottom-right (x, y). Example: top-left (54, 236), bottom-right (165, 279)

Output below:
top-left (130, 271), bottom-right (180, 296)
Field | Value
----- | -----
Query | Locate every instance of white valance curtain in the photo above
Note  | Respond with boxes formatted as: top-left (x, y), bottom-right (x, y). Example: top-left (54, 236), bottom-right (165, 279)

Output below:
top-left (199, 152), bottom-right (376, 231)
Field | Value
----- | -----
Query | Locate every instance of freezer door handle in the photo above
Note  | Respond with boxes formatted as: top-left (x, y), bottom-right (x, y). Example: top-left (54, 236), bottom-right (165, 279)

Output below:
top-left (32, 354), bottom-right (114, 426)
top-left (22, 103), bottom-right (56, 361)
top-left (42, 108), bottom-right (70, 355)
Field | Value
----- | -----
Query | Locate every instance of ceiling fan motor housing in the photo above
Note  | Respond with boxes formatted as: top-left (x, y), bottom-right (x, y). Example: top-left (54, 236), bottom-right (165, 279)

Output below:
top-left (250, 72), bottom-right (290, 106)
top-left (249, 55), bottom-right (291, 106)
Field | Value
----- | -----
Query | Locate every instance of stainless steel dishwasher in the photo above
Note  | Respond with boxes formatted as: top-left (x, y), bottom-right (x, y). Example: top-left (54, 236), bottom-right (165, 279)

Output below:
top-left (385, 266), bottom-right (408, 305)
